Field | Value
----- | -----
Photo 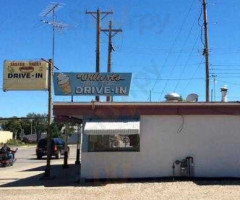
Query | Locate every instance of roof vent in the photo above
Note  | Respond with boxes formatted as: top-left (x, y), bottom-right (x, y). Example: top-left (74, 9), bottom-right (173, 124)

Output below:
top-left (186, 93), bottom-right (199, 102)
top-left (220, 85), bottom-right (228, 102)
top-left (165, 93), bottom-right (180, 102)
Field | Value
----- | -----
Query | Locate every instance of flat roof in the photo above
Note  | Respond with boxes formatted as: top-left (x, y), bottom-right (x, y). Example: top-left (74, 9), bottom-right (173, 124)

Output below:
top-left (53, 101), bottom-right (240, 120)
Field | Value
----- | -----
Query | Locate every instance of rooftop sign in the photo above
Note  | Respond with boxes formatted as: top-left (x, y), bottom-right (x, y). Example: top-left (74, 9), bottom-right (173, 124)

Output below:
top-left (53, 72), bottom-right (132, 96)
top-left (3, 60), bottom-right (48, 91)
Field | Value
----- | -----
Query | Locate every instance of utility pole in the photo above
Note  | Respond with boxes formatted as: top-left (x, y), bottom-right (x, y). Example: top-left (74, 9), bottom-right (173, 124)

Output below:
top-left (86, 9), bottom-right (113, 101)
top-left (45, 59), bottom-right (53, 177)
top-left (202, 0), bottom-right (210, 102)
top-left (101, 20), bottom-right (122, 102)
top-left (40, 2), bottom-right (65, 178)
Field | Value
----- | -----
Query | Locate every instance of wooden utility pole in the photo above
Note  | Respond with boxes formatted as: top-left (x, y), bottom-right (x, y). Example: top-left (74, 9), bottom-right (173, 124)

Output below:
top-left (202, 0), bottom-right (210, 102)
top-left (45, 59), bottom-right (53, 177)
top-left (86, 9), bottom-right (113, 101)
top-left (101, 20), bottom-right (122, 102)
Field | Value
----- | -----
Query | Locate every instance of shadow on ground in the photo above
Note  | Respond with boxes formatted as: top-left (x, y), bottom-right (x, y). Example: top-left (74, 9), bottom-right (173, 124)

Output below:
top-left (0, 164), bottom-right (105, 187)
top-left (2, 164), bottom-right (240, 187)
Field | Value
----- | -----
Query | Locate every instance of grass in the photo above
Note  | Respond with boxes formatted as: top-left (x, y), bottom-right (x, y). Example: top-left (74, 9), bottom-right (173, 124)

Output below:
top-left (0, 139), bottom-right (36, 147)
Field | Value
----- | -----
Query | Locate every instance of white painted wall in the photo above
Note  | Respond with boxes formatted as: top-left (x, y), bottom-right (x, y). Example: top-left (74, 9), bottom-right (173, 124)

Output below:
top-left (0, 131), bottom-right (13, 144)
top-left (81, 115), bottom-right (240, 179)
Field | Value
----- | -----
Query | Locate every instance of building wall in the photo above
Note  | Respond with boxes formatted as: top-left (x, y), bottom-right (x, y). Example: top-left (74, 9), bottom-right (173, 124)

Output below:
top-left (0, 131), bottom-right (13, 144)
top-left (81, 115), bottom-right (240, 179)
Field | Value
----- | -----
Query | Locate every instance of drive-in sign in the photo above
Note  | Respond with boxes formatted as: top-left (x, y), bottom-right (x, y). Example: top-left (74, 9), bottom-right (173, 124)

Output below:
top-left (3, 60), bottom-right (48, 91)
top-left (53, 72), bottom-right (132, 96)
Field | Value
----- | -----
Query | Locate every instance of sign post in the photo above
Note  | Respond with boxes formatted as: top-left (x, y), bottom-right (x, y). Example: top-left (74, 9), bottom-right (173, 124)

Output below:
top-left (45, 59), bottom-right (53, 178)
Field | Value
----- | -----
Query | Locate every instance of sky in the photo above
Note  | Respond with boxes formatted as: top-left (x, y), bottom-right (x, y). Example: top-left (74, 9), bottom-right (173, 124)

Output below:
top-left (1, 0), bottom-right (240, 117)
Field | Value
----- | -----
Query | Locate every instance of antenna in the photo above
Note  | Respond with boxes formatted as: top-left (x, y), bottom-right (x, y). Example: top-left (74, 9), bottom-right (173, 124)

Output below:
top-left (40, 2), bottom-right (66, 178)
top-left (41, 20), bottom-right (69, 32)
top-left (40, 2), bottom-right (64, 17)
top-left (40, 2), bottom-right (67, 65)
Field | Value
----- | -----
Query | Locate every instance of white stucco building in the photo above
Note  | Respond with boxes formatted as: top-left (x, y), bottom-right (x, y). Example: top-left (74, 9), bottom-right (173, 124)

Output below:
top-left (54, 102), bottom-right (240, 179)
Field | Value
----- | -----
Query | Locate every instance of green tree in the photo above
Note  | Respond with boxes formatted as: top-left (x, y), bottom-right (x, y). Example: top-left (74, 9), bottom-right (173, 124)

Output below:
top-left (2, 118), bottom-right (22, 139)
top-left (50, 123), bottom-right (64, 138)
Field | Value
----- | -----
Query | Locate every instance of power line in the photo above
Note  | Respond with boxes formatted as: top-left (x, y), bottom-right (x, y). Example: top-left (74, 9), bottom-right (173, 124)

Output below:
top-left (210, 72), bottom-right (240, 75)
top-left (210, 69), bottom-right (240, 71)
top-left (183, 58), bottom-right (204, 92)
top-left (211, 64), bottom-right (240, 67)
top-left (151, 0), bottom-right (195, 92)
top-left (159, 16), bottom-right (198, 99)
top-left (173, 33), bottom-right (200, 92)
top-left (133, 77), bottom-right (204, 81)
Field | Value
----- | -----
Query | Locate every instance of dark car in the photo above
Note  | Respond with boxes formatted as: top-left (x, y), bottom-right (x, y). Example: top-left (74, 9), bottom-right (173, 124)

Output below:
top-left (36, 138), bottom-right (69, 159)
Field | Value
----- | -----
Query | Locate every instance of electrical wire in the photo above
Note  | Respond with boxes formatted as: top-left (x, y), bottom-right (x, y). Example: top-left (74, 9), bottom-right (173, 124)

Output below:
top-left (133, 77), bottom-right (204, 81)
top-left (198, 4), bottom-right (204, 46)
top-left (177, 115), bottom-right (185, 134)
top-left (159, 17), bottom-right (198, 99)
top-left (183, 58), bottom-right (204, 93)
top-left (151, 0), bottom-right (195, 92)
top-left (173, 33), bottom-right (200, 92)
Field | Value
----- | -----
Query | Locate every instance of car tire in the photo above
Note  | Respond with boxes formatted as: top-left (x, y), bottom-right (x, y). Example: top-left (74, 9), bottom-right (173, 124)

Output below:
top-left (56, 151), bottom-right (61, 159)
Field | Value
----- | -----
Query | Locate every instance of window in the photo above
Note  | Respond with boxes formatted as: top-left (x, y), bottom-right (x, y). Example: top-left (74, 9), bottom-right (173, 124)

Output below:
top-left (87, 134), bottom-right (140, 152)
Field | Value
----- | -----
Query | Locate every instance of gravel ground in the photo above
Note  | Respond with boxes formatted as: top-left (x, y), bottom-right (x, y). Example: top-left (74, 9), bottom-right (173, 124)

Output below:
top-left (1, 147), bottom-right (240, 200)
top-left (1, 181), bottom-right (240, 200)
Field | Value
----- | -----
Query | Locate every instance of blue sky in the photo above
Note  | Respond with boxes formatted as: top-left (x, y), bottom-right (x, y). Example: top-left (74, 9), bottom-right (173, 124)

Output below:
top-left (1, 0), bottom-right (240, 117)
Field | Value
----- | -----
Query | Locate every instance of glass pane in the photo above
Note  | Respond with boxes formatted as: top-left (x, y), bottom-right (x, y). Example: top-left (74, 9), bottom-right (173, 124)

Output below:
top-left (88, 134), bottom-right (140, 152)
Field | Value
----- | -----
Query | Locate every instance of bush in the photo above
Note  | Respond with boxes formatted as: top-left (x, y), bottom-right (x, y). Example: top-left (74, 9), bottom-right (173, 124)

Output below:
top-left (6, 139), bottom-right (25, 146)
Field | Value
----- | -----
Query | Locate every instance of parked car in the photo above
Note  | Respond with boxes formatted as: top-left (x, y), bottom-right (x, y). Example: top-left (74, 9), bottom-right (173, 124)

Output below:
top-left (36, 138), bottom-right (69, 159)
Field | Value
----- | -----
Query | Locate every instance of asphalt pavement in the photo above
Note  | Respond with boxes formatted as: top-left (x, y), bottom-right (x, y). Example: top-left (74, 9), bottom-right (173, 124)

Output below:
top-left (0, 145), bottom-right (80, 187)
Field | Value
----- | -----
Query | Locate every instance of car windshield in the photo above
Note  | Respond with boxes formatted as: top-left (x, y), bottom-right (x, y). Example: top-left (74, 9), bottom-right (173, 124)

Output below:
top-left (38, 139), bottom-right (54, 148)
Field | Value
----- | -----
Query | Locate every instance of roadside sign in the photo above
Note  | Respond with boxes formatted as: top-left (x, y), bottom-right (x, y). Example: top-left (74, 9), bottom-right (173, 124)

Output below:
top-left (53, 72), bottom-right (132, 96)
top-left (3, 60), bottom-right (48, 91)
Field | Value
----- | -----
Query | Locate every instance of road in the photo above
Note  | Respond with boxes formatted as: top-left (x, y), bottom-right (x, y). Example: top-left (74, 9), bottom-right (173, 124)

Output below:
top-left (0, 145), bottom-right (79, 187)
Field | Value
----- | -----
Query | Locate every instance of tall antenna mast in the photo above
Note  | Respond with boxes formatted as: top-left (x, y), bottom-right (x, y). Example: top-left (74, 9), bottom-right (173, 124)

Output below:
top-left (40, 2), bottom-right (66, 178)
top-left (202, 0), bottom-right (210, 102)
top-left (40, 2), bottom-right (65, 66)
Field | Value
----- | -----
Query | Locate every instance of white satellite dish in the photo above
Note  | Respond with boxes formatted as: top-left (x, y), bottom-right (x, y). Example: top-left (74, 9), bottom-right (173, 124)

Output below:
top-left (186, 93), bottom-right (199, 102)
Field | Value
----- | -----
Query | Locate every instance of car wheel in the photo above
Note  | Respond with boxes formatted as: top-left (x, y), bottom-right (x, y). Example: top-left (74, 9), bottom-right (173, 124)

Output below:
top-left (56, 151), bottom-right (61, 159)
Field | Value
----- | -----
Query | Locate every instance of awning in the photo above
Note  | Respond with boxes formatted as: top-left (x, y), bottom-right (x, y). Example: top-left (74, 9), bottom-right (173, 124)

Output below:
top-left (84, 121), bottom-right (140, 135)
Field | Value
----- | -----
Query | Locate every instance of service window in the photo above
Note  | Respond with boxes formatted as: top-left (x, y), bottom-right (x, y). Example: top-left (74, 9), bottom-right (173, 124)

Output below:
top-left (87, 134), bottom-right (140, 152)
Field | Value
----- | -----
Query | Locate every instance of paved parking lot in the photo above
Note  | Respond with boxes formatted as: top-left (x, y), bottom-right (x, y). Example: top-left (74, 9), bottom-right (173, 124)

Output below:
top-left (0, 145), bottom-right (79, 186)
top-left (1, 146), bottom-right (240, 200)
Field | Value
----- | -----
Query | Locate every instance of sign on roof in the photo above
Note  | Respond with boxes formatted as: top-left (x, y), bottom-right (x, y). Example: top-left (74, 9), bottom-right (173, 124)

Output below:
top-left (3, 60), bottom-right (48, 91)
top-left (53, 72), bottom-right (132, 96)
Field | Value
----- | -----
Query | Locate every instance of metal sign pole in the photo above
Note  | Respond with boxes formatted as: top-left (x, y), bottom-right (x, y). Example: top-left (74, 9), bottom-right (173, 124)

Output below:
top-left (75, 124), bottom-right (81, 165)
